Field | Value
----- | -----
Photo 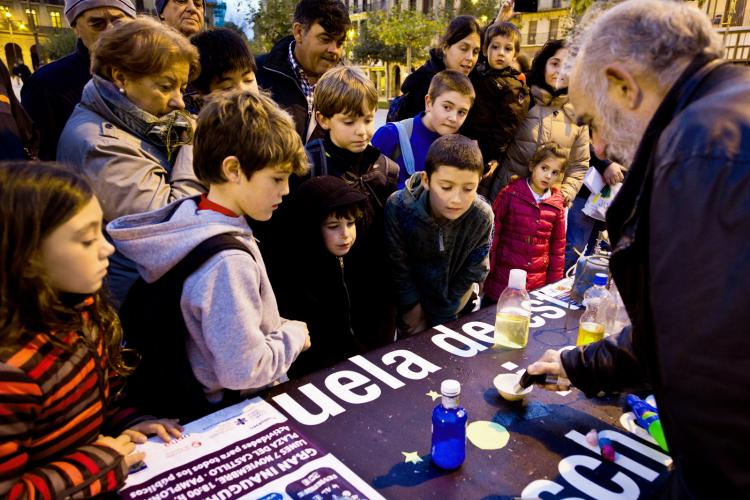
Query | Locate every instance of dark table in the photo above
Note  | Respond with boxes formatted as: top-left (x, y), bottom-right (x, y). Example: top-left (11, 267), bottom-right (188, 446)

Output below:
top-left (262, 293), bottom-right (672, 499)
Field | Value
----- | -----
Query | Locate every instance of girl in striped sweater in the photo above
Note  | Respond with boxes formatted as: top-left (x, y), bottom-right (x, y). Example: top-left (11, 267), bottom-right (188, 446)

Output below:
top-left (0, 163), bottom-right (182, 499)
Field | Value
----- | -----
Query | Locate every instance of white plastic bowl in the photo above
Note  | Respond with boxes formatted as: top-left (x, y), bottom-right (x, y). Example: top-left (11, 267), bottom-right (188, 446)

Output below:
top-left (493, 373), bottom-right (533, 401)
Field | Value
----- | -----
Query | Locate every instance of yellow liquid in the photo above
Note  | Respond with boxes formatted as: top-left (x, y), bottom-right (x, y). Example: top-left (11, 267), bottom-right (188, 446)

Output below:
top-left (494, 312), bottom-right (530, 349)
top-left (576, 321), bottom-right (606, 346)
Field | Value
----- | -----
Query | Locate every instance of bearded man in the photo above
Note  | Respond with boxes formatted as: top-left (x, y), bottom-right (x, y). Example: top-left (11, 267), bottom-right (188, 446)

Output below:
top-left (525, 0), bottom-right (750, 497)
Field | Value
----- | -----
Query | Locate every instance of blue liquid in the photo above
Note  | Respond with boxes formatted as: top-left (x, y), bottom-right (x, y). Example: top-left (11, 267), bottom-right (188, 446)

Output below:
top-left (431, 404), bottom-right (467, 469)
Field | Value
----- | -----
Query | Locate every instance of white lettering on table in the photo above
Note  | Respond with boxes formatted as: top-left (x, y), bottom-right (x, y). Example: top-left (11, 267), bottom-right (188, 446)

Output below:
top-left (324, 370), bottom-right (381, 405)
top-left (381, 349), bottom-right (441, 380)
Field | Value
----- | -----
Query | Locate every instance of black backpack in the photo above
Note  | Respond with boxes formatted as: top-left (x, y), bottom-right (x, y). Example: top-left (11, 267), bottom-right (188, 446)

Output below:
top-left (120, 232), bottom-right (252, 422)
top-left (386, 94), bottom-right (407, 123)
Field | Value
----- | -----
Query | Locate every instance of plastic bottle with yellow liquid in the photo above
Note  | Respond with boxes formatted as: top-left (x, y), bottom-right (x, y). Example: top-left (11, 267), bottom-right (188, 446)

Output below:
top-left (494, 269), bottom-right (531, 348)
top-left (576, 273), bottom-right (612, 346)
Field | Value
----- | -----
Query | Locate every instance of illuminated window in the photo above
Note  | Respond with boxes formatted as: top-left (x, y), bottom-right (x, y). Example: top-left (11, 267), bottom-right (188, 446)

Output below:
top-left (25, 8), bottom-right (38, 27)
top-left (50, 10), bottom-right (61, 28)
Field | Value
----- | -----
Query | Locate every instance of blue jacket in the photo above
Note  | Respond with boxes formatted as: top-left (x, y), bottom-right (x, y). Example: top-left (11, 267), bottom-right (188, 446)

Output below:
top-left (384, 173), bottom-right (493, 326)
top-left (371, 112), bottom-right (441, 189)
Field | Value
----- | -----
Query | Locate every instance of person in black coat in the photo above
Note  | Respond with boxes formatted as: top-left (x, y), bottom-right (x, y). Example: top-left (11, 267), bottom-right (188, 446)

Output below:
top-left (1, 59), bottom-right (37, 160)
top-left (255, 0), bottom-right (349, 143)
top-left (273, 176), bottom-right (373, 377)
top-left (525, 1), bottom-right (750, 497)
top-left (392, 15), bottom-right (482, 122)
top-left (20, 0), bottom-right (136, 160)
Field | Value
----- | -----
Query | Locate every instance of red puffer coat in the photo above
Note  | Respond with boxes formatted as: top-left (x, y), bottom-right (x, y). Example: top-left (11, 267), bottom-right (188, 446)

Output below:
top-left (484, 178), bottom-right (566, 302)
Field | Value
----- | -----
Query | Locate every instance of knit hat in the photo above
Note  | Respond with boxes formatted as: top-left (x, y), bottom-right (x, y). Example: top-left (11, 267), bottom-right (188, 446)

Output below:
top-left (64, 0), bottom-right (136, 25)
top-left (292, 176), bottom-right (369, 224)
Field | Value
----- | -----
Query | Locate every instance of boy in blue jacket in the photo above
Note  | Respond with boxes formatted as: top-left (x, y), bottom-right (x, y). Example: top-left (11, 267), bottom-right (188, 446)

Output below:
top-left (372, 70), bottom-right (475, 189)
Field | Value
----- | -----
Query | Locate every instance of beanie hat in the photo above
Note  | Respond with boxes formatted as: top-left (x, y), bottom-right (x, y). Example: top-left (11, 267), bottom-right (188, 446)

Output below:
top-left (64, 0), bottom-right (136, 25)
top-left (292, 176), bottom-right (369, 224)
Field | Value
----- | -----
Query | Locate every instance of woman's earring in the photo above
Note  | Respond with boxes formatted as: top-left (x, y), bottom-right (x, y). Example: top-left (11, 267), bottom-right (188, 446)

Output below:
top-left (119, 87), bottom-right (126, 95)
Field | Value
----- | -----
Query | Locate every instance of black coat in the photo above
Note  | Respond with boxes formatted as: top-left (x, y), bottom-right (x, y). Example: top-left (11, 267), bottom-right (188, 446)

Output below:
top-left (21, 39), bottom-right (91, 161)
top-left (0, 59), bottom-right (36, 160)
top-left (393, 48), bottom-right (445, 121)
top-left (561, 55), bottom-right (750, 498)
top-left (461, 62), bottom-right (529, 165)
top-left (256, 36), bottom-right (323, 143)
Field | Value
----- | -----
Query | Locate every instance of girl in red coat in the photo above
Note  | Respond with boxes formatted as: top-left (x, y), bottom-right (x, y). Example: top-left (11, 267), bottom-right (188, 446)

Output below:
top-left (0, 163), bottom-right (181, 499)
top-left (484, 143), bottom-right (567, 303)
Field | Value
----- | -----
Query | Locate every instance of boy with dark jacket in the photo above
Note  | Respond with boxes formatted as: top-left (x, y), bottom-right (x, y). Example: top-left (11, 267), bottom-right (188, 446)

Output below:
top-left (385, 134), bottom-right (493, 335)
top-left (274, 176), bottom-right (372, 376)
top-left (295, 65), bottom-right (398, 348)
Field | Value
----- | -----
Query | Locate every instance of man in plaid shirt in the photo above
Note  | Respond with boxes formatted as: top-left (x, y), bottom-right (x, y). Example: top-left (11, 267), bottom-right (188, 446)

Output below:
top-left (256, 0), bottom-right (350, 143)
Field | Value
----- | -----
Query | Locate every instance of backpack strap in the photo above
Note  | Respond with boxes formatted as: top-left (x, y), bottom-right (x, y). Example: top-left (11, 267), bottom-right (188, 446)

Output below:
top-left (165, 233), bottom-right (253, 284)
top-left (304, 138), bottom-right (328, 177)
top-left (393, 118), bottom-right (415, 175)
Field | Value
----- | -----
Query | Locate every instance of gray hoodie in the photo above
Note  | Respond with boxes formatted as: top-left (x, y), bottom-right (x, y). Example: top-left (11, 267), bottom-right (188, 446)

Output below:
top-left (107, 198), bottom-right (308, 402)
top-left (384, 173), bottom-right (493, 326)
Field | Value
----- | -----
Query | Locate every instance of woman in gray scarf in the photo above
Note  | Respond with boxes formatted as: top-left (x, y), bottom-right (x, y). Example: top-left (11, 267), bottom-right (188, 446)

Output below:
top-left (58, 16), bottom-right (206, 304)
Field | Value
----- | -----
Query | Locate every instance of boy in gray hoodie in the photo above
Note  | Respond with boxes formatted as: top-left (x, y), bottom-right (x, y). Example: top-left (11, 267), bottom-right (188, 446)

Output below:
top-left (108, 90), bottom-right (311, 406)
top-left (384, 134), bottom-right (493, 336)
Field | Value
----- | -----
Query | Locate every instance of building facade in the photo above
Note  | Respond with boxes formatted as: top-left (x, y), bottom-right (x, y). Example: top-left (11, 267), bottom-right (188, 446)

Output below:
top-left (2, 0), bottom-right (225, 71)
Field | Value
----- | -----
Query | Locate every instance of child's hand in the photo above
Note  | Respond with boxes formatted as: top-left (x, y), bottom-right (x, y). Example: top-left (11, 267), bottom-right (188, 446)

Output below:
top-left (483, 160), bottom-right (499, 181)
top-left (123, 419), bottom-right (183, 443)
top-left (95, 434), bottom-right (145, 469)
top-left (498, 0), bottom-right (515, 22)
top-left (302, 332), bottom-right (312, 352)
top-left (401, 303), bottom-right (428, 336)
top-left (603, 163), bottom-right (625, 186)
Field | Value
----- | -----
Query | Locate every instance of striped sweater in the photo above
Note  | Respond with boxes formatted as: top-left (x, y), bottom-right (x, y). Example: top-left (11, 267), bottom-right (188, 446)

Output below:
top-left (0, 311), bottom-right (136, 499)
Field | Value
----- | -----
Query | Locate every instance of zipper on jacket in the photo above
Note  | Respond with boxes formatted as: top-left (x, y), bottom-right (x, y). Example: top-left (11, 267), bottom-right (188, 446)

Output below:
top-left (438, 227), bottom-right (446, 253)
top-left (338, 257), bottom-right (355, 337)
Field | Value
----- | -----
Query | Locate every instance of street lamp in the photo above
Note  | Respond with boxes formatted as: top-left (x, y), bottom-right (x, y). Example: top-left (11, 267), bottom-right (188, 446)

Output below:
top-left (5, 11), bottom-right (22, 66)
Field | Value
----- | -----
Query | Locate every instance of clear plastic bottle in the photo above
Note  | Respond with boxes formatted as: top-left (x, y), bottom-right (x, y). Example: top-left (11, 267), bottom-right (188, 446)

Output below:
top-left (576, 273), bottom-right (612, 346)
top-left (431, 380), bottom-right (468, 470)
top-left (494, 269), bottom-right (531, 348)
top-left (607, 280), bottom-right (631, 335)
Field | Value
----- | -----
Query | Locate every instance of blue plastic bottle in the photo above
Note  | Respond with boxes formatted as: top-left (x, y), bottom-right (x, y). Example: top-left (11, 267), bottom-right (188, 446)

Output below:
top-left (431, 379), bottom-right (468, 469)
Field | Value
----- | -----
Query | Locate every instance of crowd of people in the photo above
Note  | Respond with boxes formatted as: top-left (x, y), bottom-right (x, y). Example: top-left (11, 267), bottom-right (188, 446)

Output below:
top-left (1, 0), bottom-right (749, 497)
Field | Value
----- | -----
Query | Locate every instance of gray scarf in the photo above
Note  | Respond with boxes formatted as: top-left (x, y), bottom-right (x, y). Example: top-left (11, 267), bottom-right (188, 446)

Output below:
top-left (90, 75), bottom-right (194, 162)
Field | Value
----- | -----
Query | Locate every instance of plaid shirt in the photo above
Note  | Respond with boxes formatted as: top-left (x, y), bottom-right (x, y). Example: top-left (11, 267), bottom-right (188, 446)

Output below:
top-left (288, 40), bottom-right (314, 116)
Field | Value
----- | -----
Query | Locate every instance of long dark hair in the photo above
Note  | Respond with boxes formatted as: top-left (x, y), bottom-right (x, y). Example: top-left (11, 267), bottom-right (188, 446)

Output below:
top-left (0, 162), bottom-right (132, 375)
top-left (527, 39), bottom-right (566, 90)
top-left (441, 15), bottom-right (482, 49)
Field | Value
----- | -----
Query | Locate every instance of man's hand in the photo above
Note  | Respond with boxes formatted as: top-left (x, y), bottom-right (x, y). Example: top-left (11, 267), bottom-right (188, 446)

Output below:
top-left (603, 163), bottom-right (625, 186)
top-left (123, 419), bottom-right (183, 444)
top-left (95, 434), bottom-right (145, 469)
top-left (526, 349), bottom-right (571, 391)
top-left (401, 303), bottom-right (428, 337)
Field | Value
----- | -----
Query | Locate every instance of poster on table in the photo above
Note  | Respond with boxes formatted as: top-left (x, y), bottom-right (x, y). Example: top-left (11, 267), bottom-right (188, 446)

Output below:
top-left (120, 397), bottom-right (384, 500)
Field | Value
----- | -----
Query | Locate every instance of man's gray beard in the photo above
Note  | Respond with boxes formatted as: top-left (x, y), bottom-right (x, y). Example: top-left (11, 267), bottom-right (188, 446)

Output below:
top-left (598, 99), bottom-right (646, 167)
